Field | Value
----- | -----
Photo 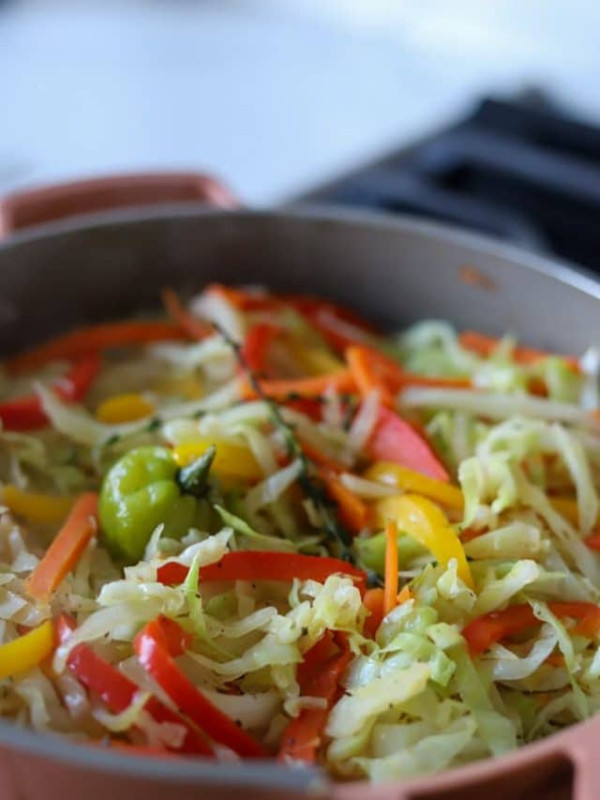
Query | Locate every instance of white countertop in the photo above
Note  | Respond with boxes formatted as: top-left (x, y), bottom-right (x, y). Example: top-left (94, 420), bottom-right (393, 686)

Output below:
top-left (0, 0), bottom-right (599, 204)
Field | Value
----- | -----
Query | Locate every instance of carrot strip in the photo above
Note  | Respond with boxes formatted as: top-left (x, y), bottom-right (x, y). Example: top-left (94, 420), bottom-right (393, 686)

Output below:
top-left (459, 331), bottom-right (580, 371)
top-left (205, 284), bottom-right (276, 312)
top-left (396, 585), bottom-right (412, 605)
top-left (26, 493), bottom-right (99, 602)
top-left (346, 345), bottom-right (470, 407)
top-left (384, 519), bottom-right (399, 616)
top-left (363, 587), bottom-right (385, 639)
top-left (9, 322), bottom-right (187, 373)
top-left (298, 436), bottom-right (347, 473)
top-left (319, 469), bottom-right (369, 534)
top-left (240, 370), bottom-right (357, 401)
top-left (161, 288), bottom-right (213, 340)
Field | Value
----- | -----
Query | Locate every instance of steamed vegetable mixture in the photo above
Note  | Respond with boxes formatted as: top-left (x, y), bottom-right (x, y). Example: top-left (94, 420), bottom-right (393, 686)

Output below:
top-left (2, 283), bottom-right (600, 782)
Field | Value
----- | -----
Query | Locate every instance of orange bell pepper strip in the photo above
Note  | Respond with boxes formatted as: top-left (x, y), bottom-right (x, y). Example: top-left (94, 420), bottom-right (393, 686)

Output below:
top-left (278, 632), bottom-right (351, 763)
top-left (0, 353), bottom-right (101, 431)
top-left (161, 288), bottom-right (213, 340)
top-left (157, 551), bottom-right (367, 594)
top-left (9, 322), bottom-right (187, 373)
top-left (462, 602), bottom-right (600, 655)
top-left (26, 492), bottom-right (99, 602)
top-left (366, 406), bottom-right (449, 482)
top-left (459, 331), bottom-right (580, 372)
top-left (134, 616), bottom-right (267, 758)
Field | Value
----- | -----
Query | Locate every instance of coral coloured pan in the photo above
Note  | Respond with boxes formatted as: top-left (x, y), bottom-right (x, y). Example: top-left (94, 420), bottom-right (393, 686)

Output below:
top-left (0, 172), bottom-right (599, 800)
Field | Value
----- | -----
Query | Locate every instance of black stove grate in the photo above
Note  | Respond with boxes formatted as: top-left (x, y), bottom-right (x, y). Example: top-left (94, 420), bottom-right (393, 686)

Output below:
top-left (298, 95), bottom-right (600, 270)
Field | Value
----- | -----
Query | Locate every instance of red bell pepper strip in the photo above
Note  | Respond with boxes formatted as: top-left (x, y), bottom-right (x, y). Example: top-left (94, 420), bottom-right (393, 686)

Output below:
top-left (157, 551), bottom-right (367, 594)
top-left (0, 353), bottom-right (101, 431)
top-left (362, 588), bottom-right (385, 639)
top-left (463, 602), bottom-right (600, 655)
top-left (240, 322), bottom-right (281, 374)
top-left (278, 632), bottom-right (351, 763)
top-left (8, 323), bottom-right (187, 373)
top-left (366, 406), bottom-right (449, 482)
top-left (56, 615), bottom-right (212, 756)
top-left (134, 616), bottom-right (267, 758)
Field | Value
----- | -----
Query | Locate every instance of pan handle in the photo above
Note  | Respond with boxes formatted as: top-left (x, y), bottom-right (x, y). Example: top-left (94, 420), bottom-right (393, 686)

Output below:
top-left (0, 171), bottom-right (238, 236)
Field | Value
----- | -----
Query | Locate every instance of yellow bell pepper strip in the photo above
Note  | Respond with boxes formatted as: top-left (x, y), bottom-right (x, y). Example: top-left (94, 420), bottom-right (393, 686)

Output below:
top-left (95, 393), bottom-right (155, 424)
top-left (384, 519), bottom-right (399, 615)
top-left (375, 494), bottom-right (474, 590)
top-left (26, 493), bottom-right (99, 602)
top-left (0, 620), bottom-right (55, 680)
top-left (173, 440), bottom-right (263, 482)
top-left (364, 461), bottom-right (464, 512)
top-left (2, 485), bottom-right (74, 524)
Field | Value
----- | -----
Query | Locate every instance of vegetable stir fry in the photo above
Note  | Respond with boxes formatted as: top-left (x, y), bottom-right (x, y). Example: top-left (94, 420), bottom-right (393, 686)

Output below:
top-left (1, 284), bottom-right (600, 782)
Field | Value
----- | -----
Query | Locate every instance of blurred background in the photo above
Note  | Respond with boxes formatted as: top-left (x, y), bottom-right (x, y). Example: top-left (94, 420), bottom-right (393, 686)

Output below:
top-left (1, 0), bottom-right (600, 264)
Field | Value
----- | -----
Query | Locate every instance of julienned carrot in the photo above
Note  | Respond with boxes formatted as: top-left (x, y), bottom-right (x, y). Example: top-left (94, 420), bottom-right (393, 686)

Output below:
top-left (205, 283), bottom-right (276, 312)
top-left (298, 436), bottom-right (347, 473)
top-left (26, 493), bottom-right (99, 602)
top-left (397, 585), bottom-right (412, 605)
top-left (346, 345), bottom-right (395, 407)
top-left (384, 519), bottom-right (399, 616)
top-left (9, 322), bottom-right (188, 373)
top-left (346, 345), bottom-right (471, 407)
top-left (240, 370), bottom-right (357, 401)
top-left (161, 288), bottom-right (213, 340)
top-left (363, 587), bottom-right (385, 639)
top-left (459, 331), bottom-right (580, 371)
top-left (319, 469), bottom-right (369, 534)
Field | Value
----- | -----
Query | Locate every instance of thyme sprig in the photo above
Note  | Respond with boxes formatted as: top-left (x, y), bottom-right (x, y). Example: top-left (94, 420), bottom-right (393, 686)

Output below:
top-left (213, 322), bottom-right (355, 563)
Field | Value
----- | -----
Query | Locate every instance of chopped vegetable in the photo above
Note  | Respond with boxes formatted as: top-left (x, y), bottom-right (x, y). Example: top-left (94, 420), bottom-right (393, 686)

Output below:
top-left (2, 485), bottom-right (74, 524)
top-left (240, 371), bottom-right (356, 401)
top-left (173, 439), bottom-right (262, 481)
top-left (9, 323), bottom-right (186, 372)
top-left (463, 602), bottom-right (600, 655)
top-left (26, 493), bottom-right (99, 602)
top-left (0, 620), bottom-right (55, 680)
top-left (278, 633), bottom-right (351, 763)
top-left (99, 446), bottom-right (214, 563)
top-left (362, 588), bottom-right (385, 639)
top-left (134, 616), bottom-right (267, 757)
top-left (319, 469), bottom-right (370, 534)
top-left (241, 322), bottom-right (281, 374)
top-left (459, 331), bottom-right (580, 371)
top-left (384, 519), bottom-right (399, 616)
top-left (161, 288), bottom-right (213, 340)
top-left (375, 494), bottom-right (474, 589)
top-left (95, 393), bottom-right (154, 424)
top-left (366, 406), bottom-right (449, 482)
top-left (57, 615), bottom-right (211, 755)
top-left (364, 461), bottom-right (463, 511)
top-left (157, 550), bottom-right (367, 592)
top-left (0, 353), bottom-right (100, 431)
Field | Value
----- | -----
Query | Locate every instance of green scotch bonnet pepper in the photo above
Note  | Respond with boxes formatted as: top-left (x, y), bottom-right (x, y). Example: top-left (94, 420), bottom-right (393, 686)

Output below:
top-left (99, 445), bottom-right (215, 563)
